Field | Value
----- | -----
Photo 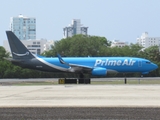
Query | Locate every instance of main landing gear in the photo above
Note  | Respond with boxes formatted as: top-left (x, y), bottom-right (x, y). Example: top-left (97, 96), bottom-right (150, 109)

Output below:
top-left (78, 73), bottom-right (90, 84)
top-left (58, 73), bottom-right (91, 84)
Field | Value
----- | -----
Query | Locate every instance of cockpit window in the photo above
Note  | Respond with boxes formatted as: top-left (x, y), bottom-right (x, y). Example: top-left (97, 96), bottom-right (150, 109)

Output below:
top-left (146, 61), bottom-right (151, 64)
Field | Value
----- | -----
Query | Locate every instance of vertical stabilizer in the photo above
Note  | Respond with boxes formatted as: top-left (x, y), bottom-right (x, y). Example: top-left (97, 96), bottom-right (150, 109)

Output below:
top-left (6, 31), bottom-right (35, 59)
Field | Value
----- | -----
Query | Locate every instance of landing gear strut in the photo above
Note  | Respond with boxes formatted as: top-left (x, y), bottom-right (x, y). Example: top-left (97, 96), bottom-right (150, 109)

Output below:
top-left (124, 73), bottom-right (127, 84)
top-left (138, 74), bottom-right (143, 84)
top-left (78, 73), bottom-right (90, 84)
top-left (79, 73), bottom-right (84, 79)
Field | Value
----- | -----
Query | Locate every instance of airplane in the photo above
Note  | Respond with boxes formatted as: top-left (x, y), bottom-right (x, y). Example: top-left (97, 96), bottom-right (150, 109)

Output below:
top-left (5, 31), bottom-right (158, 81)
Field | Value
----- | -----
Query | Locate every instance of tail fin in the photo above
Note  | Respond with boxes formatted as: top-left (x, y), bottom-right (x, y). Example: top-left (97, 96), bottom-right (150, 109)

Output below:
top-left (6, 31), bottom-right (35, 59)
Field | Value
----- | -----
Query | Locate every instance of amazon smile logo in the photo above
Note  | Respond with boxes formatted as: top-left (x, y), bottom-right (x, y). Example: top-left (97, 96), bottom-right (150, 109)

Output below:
top-left (12, 52), bottom-right (29, 56)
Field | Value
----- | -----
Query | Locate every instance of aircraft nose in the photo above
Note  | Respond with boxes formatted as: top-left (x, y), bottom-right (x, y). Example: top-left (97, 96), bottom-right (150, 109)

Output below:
top-left (152, 63), bottom-right (158, 70)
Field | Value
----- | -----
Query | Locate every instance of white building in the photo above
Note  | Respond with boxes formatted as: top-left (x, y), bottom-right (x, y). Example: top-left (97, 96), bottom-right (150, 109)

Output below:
top-left (10, 14), bottom-right (36, 40)
top-left (137, 32), bottom-right (160, 48)
top-left (111, 40), bottom-right (128, 47)
top-left (63, 19), bottom-right (88, 38)
top-left (3, 39), bottom-right (54, 55)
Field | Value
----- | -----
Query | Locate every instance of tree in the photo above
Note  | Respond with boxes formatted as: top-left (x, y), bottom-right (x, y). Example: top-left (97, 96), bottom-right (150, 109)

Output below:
top-left (0, 46), bottom-right (10, 60)
top-left (42, 34), bottom-right (111, 57)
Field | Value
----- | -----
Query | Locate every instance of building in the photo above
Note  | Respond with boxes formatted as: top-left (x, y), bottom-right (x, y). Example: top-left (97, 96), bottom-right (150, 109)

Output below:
top-left (111, 40), bottom-right (128, 47)
top-left (10, 14), bottom-right (36, 40)
top-left (4, 14), bottom-right (54, 55)
top-left (63, 19), bottom-right (88, 38)
top-left (3, 39), bottom-right (54, 55)
top-left (137, 32), bottom-right (160, 48)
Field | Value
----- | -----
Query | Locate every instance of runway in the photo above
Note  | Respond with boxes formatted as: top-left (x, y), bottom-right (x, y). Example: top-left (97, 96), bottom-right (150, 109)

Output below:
top-left (0, 82), bottom-right (160, 119)
top-left (0, 85), bottom-right (160, 107)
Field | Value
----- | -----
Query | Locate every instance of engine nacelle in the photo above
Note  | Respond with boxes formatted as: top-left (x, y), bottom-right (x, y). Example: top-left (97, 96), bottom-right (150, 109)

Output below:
top-left (91, 67), bottom-right (107, 76)
top-left (142, 72), bottom-right (149, 74)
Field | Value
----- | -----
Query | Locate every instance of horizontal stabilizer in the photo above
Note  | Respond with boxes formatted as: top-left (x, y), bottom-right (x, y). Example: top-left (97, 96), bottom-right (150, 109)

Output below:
top-left (3, 57), bottom-right (23, 62)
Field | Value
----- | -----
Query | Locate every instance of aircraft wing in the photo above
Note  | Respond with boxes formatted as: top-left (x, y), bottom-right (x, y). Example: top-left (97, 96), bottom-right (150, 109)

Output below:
top-left (69, 63), bottom-right (93, 73)
top-left (57, 54), bottom-right (93, 73)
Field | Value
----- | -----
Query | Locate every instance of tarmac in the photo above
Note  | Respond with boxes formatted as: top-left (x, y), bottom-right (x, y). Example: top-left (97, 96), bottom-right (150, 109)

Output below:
top-left (0, 84), bottom-right (160, 107)
top-left (0, 84), bottom-right (160, 120)
top-left (0, 84), bottom-right (160, 119)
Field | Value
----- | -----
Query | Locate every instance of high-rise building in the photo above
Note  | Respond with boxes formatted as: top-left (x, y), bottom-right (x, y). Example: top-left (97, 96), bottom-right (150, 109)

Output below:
top-left (4, 14), bottom-right (54, 55)
top-left (63, 19), bottom-right (88, 38)
top-left (10, 14), bottom-right (36, 40)
top-left (111, 40), bottom-right (128, 47)
top-left (137, 32), bottom-right (160, 48)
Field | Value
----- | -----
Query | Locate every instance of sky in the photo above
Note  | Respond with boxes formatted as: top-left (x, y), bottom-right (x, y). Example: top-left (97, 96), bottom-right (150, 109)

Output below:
top-left (1, 0), bottom-right (160, 46)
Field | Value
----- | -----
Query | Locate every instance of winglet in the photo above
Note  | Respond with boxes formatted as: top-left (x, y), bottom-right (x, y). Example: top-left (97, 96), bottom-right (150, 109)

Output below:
top-left (57, 53), bottom-right (69, 66)
top-left (57, 53), bottom-right (65, 64)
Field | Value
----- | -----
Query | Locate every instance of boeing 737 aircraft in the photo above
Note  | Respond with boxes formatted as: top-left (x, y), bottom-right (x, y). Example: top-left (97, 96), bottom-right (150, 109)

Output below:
top-left (5, 31), bottom-right (158, 79)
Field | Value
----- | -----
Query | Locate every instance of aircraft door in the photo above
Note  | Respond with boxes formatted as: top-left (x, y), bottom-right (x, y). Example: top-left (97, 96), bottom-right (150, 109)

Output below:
top-left (138, 60), bottom-right (142, 67)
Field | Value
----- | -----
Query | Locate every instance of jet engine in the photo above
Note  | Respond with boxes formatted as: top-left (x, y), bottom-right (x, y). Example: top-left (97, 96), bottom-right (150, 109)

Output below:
top-left (91, 67), bottom-right (107, 76)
